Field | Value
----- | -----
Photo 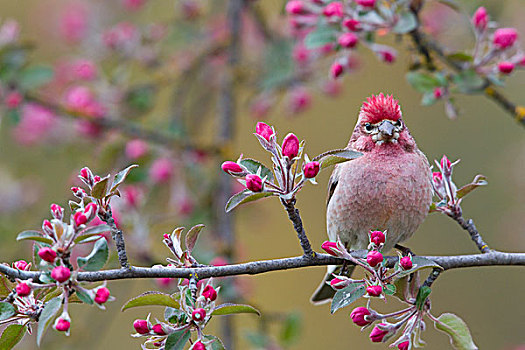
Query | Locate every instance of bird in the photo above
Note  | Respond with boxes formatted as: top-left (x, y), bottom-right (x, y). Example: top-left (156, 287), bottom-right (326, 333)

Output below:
top-left (311, 93), bottom-right (433, 304)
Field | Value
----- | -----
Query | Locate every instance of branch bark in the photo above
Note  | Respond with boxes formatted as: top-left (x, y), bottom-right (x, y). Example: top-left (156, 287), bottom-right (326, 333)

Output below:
top-left (2, 251), bottom-right (524, 283)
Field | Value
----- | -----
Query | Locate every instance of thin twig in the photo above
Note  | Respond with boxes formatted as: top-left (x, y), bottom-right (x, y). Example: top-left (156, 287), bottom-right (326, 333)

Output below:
top-left (281, 199), bottom-right (315, 258)
top-left (100, 207), bottom-right (130, 269)
top-left (422, 268), bottom-right (442, 288)
top-left (449, 211), bottom-right (491, 254)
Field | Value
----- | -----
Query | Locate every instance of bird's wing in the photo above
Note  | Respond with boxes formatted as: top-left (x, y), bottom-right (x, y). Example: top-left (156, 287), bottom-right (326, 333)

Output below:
top-left (326, 165), bottom-right (340, 208)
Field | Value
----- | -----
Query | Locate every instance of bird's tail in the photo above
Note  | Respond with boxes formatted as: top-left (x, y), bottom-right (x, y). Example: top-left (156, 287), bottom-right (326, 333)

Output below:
top-left (310, 264), bottom-right (356, 305)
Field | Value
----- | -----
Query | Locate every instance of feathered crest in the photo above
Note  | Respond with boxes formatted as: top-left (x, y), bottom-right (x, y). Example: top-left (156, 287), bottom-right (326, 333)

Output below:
top-left (358, 93), bottom-right (402, 124)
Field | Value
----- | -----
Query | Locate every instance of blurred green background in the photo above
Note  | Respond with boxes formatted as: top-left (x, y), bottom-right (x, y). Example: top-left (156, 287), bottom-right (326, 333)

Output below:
top-left (0, 0), bottom-right (524, 349)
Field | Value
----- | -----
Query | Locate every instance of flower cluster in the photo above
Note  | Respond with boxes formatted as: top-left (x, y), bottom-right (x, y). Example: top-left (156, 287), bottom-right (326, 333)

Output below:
top-left (322, 231), bottom-right (440, 348)
top-left (470, 7), bottom-right (523, 77)
top-left (221, 122), bottom-right (360, 212)
top-left (431, 155), bottom-right (487, 217)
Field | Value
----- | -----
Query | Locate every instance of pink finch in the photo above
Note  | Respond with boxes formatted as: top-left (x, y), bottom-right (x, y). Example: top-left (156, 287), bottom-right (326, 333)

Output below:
top-left (311, 94), bottom-right (433, 304)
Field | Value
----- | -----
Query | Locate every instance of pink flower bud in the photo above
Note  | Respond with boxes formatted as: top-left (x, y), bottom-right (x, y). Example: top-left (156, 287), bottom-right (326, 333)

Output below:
top-left (211, 257), bottom-right (228, 266)
top-left (366, 285), bottom-right (382, 297)
top-left (133, 319), bottom-right (150, 334)
top-left (71, 187), bottom-right (86, 198)
top-left (433, 87), bottom-right (444, 99)
top-left (330, 62), bottom-right (344, 79)
top-left (13, 260), bottom-right (29, 270)
top-left (400, 256), bottom-right (413, 270)
top-left (282, 133), bottom-right (300, 159)
top-left (152, 324), bottom-right (166, 335)
top-left (398, 341), bottom-right (410, 350)
top-left (369, 231), bottom-right (385, 246)
top-left (55, 318), bottom-right (71, 332)
top-left (369, 324), bottom-right (388, 342)
top-left (38, 248), bottom-right (57, 263)
top-left (74, 211), bottom-right (88, 226)
top-left (84, 202), bottom-right (98, 219)
top-left (51, 266), bottom-right (71, 283)
top-left (193, 341), bottom-right (206, 350)
top-left (149, 158), bottom-right (174, 184)
top-left (94, 287), bottom-right (110, 304)
top-left (356, 0), bottom-right (375, 8)
top-left (472, 7), bottom-right (488, 31)
top-left (498, 61), bottom-right (514, 74)
top-left (221, 161), bottom-right (244, 175)
top-left (338, 32), bottom-right (359, 48)
top-left (245, 174), bottom-right (263, 192)
top-left (330, 278), bottom-right (347, 290)
top-left (5, 91), bottom-right (22, 109)
top-left (202, 285), bottom-right (218, 301)
top-left (323, 2), bottom-right (343, 17)
top-left (163, 233), bottom-right (170, 240)
top-left (16, 282), bottom-right (31, 297)
top-left (255, 122), bottom-right (274, 141)
top-left (288, 87), bottom-right (311, 114)
top-left (125, 139), bottom-right (148, 159)
top-left (379, 49), bottom-right (396, 63)
top-left (493, 28), bottom-right (518, 50)
top-left (80, 167), bottom-right (92, 181)
top-left (440, 155), bottom-right (451, 171)
top-left (321, 241), bottom-right (339, 256)
top-left (343, 19), bottom-right (361, 31)
top-left (50, 204), bottom-right (64, 220)
top-left (285, 0), bottom-right (306, 15)
top-left (42, 220), bottom-right (54, 236)
top-left (192, 308), bottom-right (206, 322)
top-left (93, 175), bottom-right (101, 183)
top-left (350, 307), bottom-right (371, 326)
top-left (156, 277), bottom-right (174, 288)
top-left (303, 161), bottom-right (320, 178)
top-left (366, 251), bottom-right (383, 268)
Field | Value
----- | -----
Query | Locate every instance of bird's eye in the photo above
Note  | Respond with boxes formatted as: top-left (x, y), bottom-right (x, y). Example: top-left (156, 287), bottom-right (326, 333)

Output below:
top-left (364, 123), bottom-right (373, 132)
top-left (394, 120), bottom-right (402, 127)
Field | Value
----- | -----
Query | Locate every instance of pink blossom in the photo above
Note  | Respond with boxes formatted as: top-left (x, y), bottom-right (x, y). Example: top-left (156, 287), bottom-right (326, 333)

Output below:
top-left (356, 0), bottom-right (375, 8)
top-left (282, 133), bottom-right (300, 159)
top-left (322, 80), bottom-right (342, 97)
top-left (71, 59), bottom-right (97, 80)
top-left (255, 122), bottom-right (274, 141)
top-left (59, 2), bottom-right (89, 44)
top-left (5, 91), bottom-right (22, 109)
top-left (286, 1), bottom-right (306, 15)
top-left (246, 174), bottom-right (263, 192)
top-left (16, 283), bottom-right (31, 297)
top-left (125, 139), bottom-right (149, 159)
top-left (366, 250), bottom-right (383, 267)
top-left (330, 62), bottom-right (344, 79)
top-left (366, 285), bottom-right (382, 297)
top-left (122, 0), bottom-right (147, 11)
top-left (472, 7), bottom-right (488, 31)
top-left (292, 44), bottom-right (310, 64)
top-left (369, 324), bottom-right (388, 342)
top-left (133, 319), bottom-right (150, 334)
top-left (369, 230), bottom-right (385, 245)
top-left (149, 158), bottom-right (174, 183)
top-left (303, 161), bottom-right (320, 178)
top-left (321, 241), bottom-right (339, 256)
top-left (55, 318), bottom-right (71, 332)
top-left (493, 28), bottom-right (518, 50)
top-left (13, 103), bottom-right (56, 146)
top-left (51, 266), bottom-right (71, 283)
top-left (350, 307), bottom-right (372, 326)
top-left (338, 32), bottom-right (359, 48)
top-left (288, 87), bottom-right (311, 114)
top-left (498, 61), bottom-right (514, 74)
top-left (323, 2), bottom-right (343, 17)
top-left (156, 278), bottom-right (174, 288)
top-left (94, 287), bottom-right (110, 304)
top-left (0, 19), bottom-right (20, 45)
top-left (192, 308), bottom-right (206, 322)
top-left (400, 256), bottom-right (413, 270)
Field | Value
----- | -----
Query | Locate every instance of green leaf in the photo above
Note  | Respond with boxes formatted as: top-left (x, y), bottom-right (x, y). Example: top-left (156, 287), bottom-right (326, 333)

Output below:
top-left (415, 285), bottom-right (431, 311)
top-left (456, 175), bottom-right (487, 199)
top-left (421, 92), bottom-right (437, 106)
top-left (121, 291), bottom-right (180, 311)
top-left (164, 328), bottom-right (191, 350)
top-left (125, 85), bottom-right (156, 114)
top-left (304, 21), bottom-right (337, 49)
top-left (0, 302), bottom-right (15, 321)
top-left (203, 335), bottom-right (226, 350)
top-left (447, 52), bottom-right (473, 63)
top-left (453, 70), bottom-right (485, 93)
top-left (37, 296), bottom-right (62, 346)
top-left (330, 283), bottom-right (366, 314)
top-left (211, 303), bottom-right (260, 316)
top-left (16, 230), bottom-right (53, 245)
top-left (0, 275), bottom-right (13, 299)
top-left (91, 176), bottom-right (109, 199)
top-left (110, 164), bottom-right (138, 192)
top-left (76, 237), bottom-right (108, 271)
top-left (279, 313), bottom-right (302, 346)
top-left (0, 324), bottom-right (27, 350)
top-left (240, 159), bottom-right (273, 182)
top-left (74, 225), bottom-right (111, 244)
top-left (225, 190), bottom-right (273, 213)
top-left (245, 332), bottom-right (269, 348)
top-left (392, 11), bottom-right (417, 34)
top-left (69, 200), bottom-right (80, 212)
top-left (434, 313), bottom-right (478, 350)
top-left (75, 288), bottom-right (93, 305)
top-left (185, 224), bottom-right (204, 253)
top-left (164, 307), bottom-right (186, 324)
top-left (314, 149), bottom-right (363, 170)
top-left (406, 72), bottom-right (442, 93)
top-left (18, 65), bottom-right (54, 90)
top-left (384, 284), bottom-right (396, 296)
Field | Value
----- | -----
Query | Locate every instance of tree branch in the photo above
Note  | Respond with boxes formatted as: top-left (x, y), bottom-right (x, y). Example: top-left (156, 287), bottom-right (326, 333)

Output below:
top-left (449, 211), bottom-right (491, 254)
top-left (100, 207), bottom-right (130, 269)
top-left (1, 251), bottom-right (524, 283)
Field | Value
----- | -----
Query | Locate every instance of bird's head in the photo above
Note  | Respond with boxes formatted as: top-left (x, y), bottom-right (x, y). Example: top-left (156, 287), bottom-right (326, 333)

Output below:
top-left (349, 93), bottom-right (415, 152)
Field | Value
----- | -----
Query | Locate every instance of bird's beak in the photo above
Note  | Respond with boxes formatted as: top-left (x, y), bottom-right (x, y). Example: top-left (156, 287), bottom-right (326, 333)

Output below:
top-left (378, 120), bottom-right (395, 139)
